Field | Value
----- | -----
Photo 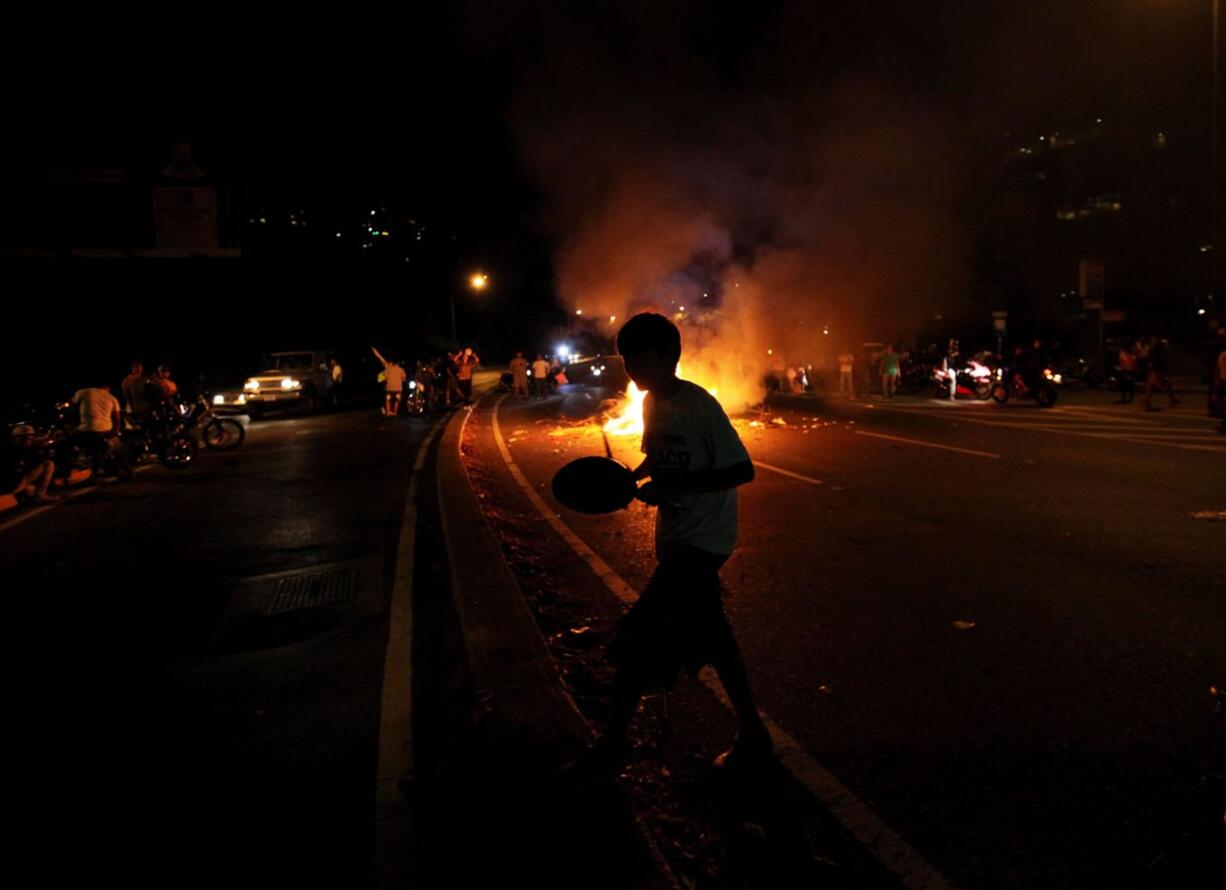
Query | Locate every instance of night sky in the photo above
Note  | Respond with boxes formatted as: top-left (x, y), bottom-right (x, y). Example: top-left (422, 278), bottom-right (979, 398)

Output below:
top-left (4, 1), bottom-right (1220, 411)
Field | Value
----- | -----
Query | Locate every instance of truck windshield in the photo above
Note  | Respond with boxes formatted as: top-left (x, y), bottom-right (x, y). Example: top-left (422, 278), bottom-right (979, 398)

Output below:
top-left (269, 354), bottom-right (313, 371)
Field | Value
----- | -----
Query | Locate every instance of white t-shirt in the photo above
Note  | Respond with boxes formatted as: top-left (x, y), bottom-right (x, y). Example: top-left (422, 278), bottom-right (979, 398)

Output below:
top-left (641, 379), bottom-right (750, 558)
top-left (532, 360), bottom-right (550, 379)
top-left (72, 388), bottom-right (120, 433)
top-left (384, 364), bottom-right (407, 392)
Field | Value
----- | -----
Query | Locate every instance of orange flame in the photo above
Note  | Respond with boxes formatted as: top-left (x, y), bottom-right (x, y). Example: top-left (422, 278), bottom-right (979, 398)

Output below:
top-left (602, 365), bottom-right (719, 438)
top-left (604, 381), bottom-right (647, 436)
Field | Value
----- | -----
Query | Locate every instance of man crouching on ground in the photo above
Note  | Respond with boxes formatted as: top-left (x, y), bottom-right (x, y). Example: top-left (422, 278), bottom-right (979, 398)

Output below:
top-left (564, 311), bottom-right (772, 783)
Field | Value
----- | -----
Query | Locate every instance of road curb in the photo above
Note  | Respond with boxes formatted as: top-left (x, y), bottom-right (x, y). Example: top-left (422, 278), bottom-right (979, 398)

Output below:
top-left (435, 400), bottom-right (678, 889)
top-left (437, 405), bottom-right (592, 751)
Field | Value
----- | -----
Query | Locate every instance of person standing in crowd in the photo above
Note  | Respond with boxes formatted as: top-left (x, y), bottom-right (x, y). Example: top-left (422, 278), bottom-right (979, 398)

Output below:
top-left (371, 346), bottom-right (407, 416)
top-left (532, 353), bottom-right (551, 399)
top-left (329, 357), bottom-right (344, 405)
top-left (1134, 337), bottom-right (1151, 398)
top-left (945, 339), bottom-right (960, 401)
top-left (453, 347), bottom-right (481, 407)
top-left (1116, 341), bottom-right (1137, 404)
top-left (1210, 329), bottom-right (1226, 433)
top-left (1141, 335), bottom-right (1178, 411)
top-left (122, 361), bottom-right (154, 420)
top-left (155, 366), bottom-right (180, 405)
top-left (881, 344), bottom-right (901, 399)
top-left (510, 351), bottom-right (529, 397)
top-left (837, 349), bottom-right (855, 398)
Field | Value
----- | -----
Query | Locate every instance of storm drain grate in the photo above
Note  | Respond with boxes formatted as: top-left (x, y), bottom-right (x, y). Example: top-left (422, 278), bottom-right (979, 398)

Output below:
top-left (267, 566), bottom-right (359, 614)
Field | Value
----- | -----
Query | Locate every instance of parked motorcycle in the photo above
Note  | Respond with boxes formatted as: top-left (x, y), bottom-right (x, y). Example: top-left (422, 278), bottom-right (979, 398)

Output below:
top-left (122, 407), bottom-right (197, 469)
top-left (184, 395), bottom-right (245, 451)
top-left (990, 367), bottom-right (1059, 407)
top-left (403, 379), bottom-right (428, 416)
top-left (1053, 357), bottom-right (1106, 389)
top-left (40, 403), bottom-right (134, 484)
top-left (933, 360), bottom-right (994, 400)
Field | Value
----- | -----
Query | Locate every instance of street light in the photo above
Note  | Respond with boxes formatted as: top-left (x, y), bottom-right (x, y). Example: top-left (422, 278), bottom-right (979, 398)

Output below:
top-left (452, 271), bottom-right (489, 347)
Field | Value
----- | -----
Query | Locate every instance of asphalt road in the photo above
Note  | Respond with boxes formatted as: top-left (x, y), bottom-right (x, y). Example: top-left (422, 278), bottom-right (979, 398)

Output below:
top-left (476, 385), bottom-right (1226, 888)
top-left (3, 406), bottom-right (436, 885)
top-left (5, 381), bottom-right (1221, 887)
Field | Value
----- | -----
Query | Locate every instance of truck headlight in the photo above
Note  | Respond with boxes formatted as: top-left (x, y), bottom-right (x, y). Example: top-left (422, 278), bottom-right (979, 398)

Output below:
top-left (244, 379), bottom-right (260, 391)
top-left (281, 378), bottom-right (300, 390)
top-left (213, 394), bottom-right (225, 405)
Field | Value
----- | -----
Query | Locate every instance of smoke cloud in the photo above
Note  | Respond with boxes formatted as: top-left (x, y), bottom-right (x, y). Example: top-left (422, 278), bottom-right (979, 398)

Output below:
top-left (467, 0), bottom-right (1207, 406)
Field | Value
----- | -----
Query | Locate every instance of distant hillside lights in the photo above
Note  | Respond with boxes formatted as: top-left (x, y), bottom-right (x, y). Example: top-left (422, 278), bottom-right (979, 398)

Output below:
top-left (1056, 194), bottom-right (1123, 221)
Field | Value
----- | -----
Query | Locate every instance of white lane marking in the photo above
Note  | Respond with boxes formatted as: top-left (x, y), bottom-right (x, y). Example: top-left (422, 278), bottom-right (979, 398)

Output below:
top-left (854, 430), bottom-right (1001, 459)
top-left (754, 461), bottom-right (824, 486)
top-left (960, 421), bottom-right (1226, 453)
top-left (0, 464), bottom-right (155, 533)
top-left (488, 395), bottom-right (955, 890)
top-left (858, 404), bottom-right (1224, 453)
top-left (489, 398), bottom-right (638, 602)
top-left (374, 414), bottom-right (449, 883)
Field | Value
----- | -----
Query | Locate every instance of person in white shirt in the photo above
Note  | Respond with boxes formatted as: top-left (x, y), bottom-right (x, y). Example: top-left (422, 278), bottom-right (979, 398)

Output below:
top-left (531, 354), bottom-right (551, 399)
top-left (371, 346), bottom-right (407, 416)
top-left (837, 350), bottom-right (855, 398)
top-left (72, 386), bottom-right (121, 435)
top-left (70, 385), bottom-right (123, 468)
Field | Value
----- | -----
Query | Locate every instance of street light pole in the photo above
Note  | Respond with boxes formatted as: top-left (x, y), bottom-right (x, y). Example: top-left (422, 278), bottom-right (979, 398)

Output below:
top-left (1212, 0), bottom-right (1221, 303)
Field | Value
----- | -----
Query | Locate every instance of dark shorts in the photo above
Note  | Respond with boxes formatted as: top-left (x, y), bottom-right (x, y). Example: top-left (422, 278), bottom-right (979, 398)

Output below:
top-left (609, 546), bottom-right (735, 687)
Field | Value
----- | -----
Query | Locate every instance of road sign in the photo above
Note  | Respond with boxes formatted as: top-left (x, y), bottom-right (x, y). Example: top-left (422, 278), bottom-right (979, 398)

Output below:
top-left (1078, 260), bottom-right (1106, 299)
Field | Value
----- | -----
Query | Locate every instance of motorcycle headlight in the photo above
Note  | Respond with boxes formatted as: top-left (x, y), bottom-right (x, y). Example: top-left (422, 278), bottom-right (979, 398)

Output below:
top-left (244, 379), bottom-right (260, 392)
top-left (409, 380), bottom-right (417, 389)
top-left (281, 378), bottom-right (300, 390)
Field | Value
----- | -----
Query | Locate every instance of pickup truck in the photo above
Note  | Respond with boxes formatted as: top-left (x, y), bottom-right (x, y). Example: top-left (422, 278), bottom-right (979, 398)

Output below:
top-left (212, 350), bottom-right (339, 417)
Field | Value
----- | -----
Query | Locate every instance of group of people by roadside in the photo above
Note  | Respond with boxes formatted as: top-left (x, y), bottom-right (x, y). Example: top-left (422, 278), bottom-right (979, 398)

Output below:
top-left (3, 360), bottom-right (180, 507)
top-left (508, 352), bottom-right (564, 398)
top-left (371, 346), bottom-right (481, 416)
top-left (1113, 335), bottom-right (1179, 410)
top-left (838, 344), bottom-right (905, 399)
